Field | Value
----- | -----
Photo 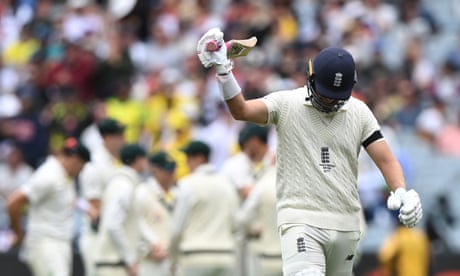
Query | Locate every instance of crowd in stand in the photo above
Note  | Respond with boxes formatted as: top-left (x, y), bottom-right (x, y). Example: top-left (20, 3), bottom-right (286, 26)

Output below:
top-left (0, 0), bottom-right (460, 274)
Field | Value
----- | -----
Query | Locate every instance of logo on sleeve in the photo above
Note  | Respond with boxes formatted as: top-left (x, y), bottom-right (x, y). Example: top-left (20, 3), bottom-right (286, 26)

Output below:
top-left (319, 147), bottom-right (335, 173)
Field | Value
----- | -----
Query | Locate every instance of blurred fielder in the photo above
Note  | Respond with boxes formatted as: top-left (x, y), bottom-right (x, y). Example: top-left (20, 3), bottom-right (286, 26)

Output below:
top-left (134, 151), bottom-right (177, 276)
top-left (235, 164), bottom-right (282, 276)
top-left (93, 144), bottom-right (148, 276)
top-left (79, 117), bottom-right (126, 276)
top-left (197, 28), bottom-right (423, 276)
top-left (170, 140), bottom-right (239, 276)
top-left (220, 122), bottom-right (275, 275)
top-left (7, 138), bottom-right (90, 276)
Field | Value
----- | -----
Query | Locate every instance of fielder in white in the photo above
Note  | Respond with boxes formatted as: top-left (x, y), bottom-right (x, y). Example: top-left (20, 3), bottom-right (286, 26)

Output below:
top-left (220, 122), bottom-right (275, 276)
top-left (170, 140), bottom-right (239, 276)
top-left (134, 151), bottom-right (177, 276)
top-left (78, 117), bottom-right (125, 276)
top-left (235, 164), bottom-right (282, 276)
top-left (93, 144), bottom-right (148, 276)
top-left (197, 28), bottom-right (423, 276)
top-left (7, 138), bottom-right (90, 276)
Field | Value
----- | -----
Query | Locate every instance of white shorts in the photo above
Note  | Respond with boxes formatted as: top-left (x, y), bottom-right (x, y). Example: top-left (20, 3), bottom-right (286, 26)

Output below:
top-left (279, 224), bottom-right (360, 276)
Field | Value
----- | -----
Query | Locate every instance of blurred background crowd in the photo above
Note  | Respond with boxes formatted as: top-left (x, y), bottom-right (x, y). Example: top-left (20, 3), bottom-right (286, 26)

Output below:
top-left (0, 0), bottom-right (460, 274)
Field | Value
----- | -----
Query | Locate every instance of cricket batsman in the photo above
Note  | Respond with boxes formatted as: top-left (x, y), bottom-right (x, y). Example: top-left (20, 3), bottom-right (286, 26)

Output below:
top-left (196, 28), bottom-right (423, 276)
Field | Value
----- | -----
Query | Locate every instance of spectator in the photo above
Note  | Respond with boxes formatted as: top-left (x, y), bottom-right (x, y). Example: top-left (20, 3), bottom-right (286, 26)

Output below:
top-left (1, 85), bottom-right (49, 168)
top-left (105, 79), bottom-right (147, 143)
top-left (425, 194), bottom-right (456, 254)
top-left (61, 0), bottom-right (104, 45)
top-left (0, 55), bottom-right (21, 118)
top-left (392, 78), bottom-right (424, 129)
top-left (378, 210), bottom-right (430, 276)
top-left (415, 97), bottom-right (446, 146)
top-left (47, 86), bottom-right (90, 152)
top-left (436, 110), bottom-right (460, 157)
top-left (93, 31), bottom-right (136, 100)
top-left (2, 23), bottom-right (40, 68)
top-left (44, 41), bottom-right (97, 101)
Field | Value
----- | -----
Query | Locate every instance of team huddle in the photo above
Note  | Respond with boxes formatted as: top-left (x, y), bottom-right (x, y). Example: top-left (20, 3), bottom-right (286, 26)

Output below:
top-left (6, 27), bottom-right (422, 276)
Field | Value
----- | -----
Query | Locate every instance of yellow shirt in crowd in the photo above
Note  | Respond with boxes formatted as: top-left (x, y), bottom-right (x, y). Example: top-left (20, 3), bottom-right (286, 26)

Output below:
top-left (378, 226), bottom-right (430, 276)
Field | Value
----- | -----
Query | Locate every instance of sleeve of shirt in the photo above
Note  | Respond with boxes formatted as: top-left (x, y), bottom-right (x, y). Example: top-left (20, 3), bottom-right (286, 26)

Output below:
top-left (359, 100), bottom-right (383, 144)
top-left (134, 187), bottom-right (159, 246)
top-left (170, 181), bottom-right (195, 263)
top-left (234, 180), bottom-right (263, 231)
top-left (263, 91), bottom-right (286, 125)
top-left (20, 174), bottom-right (54, 204)
top-left (79, 163), bottom-right (102, 200)
top-left (220, 157), bottom-right (253, 189)
top-left (104, 179), bottom-right (136, 265)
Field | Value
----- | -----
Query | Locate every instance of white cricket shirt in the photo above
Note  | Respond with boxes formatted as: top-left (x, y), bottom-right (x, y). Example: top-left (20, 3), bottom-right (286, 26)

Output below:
top-left (263, 86), bottom-right (381, 231)
top-left (21, 156), bottom-right (75, 241)
top-left (220, 151), bottom-right (274, 190)
top-left (133, 178), bottom-right (173, 258)
top-left (170, 164), bottom-right (239, 259)
top-left (95, 166), bottom-right (141, 265)
top-left (79, 145), bottom-right (120, 201)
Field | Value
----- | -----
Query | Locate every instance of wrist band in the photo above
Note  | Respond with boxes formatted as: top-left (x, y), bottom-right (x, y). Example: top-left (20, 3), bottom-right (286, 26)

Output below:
top-left (216, 72), bottom-right (241, 100)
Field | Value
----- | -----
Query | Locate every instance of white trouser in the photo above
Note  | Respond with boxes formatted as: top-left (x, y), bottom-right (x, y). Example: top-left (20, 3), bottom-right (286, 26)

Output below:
top-left (139, 258), bottom-right (172, 276)
top-left (279, 224), bottom-right (360, 276)
top-left (79, 230), bottom-right (97, 276)
top-left (178, 252), bottom-right (237, 276)
top-left (94, 266), bottom-right (128, 276)
top-left (22, 236), bottom-right (72, 276)
top-left (252, 253), bottom-right (283, 276)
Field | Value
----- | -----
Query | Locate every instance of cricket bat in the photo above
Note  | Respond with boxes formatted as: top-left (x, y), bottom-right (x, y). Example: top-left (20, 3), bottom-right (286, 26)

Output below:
top-left (205, 37), bottom-right (258, 58)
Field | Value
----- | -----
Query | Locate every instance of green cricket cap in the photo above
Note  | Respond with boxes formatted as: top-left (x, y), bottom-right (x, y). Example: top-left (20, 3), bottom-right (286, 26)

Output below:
top-left (149, 151), bottom-right (176, 171)
top-left (120, 144), bottom-right (146, 165)
top-left (97, 118), bottom-right (125, 136)
top-left (181, 140), bottom-right (211, 158)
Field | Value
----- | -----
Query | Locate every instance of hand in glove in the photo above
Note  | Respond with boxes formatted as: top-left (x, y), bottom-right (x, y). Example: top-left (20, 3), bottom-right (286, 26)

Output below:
top-left (197, 28), bottom-right (233, 75)
top-left (387, 188), bottom-right (423, 228)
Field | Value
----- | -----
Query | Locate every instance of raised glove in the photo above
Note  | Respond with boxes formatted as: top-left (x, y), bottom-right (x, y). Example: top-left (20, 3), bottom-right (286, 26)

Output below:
top-left (197, 28), bottom-right (233, 74)
top-left (387, 188), bottom-right (423, 228)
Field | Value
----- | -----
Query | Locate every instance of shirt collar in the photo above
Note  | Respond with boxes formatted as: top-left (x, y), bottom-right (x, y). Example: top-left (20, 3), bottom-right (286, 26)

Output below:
top-left (194, 163), bottom-right (216, 174)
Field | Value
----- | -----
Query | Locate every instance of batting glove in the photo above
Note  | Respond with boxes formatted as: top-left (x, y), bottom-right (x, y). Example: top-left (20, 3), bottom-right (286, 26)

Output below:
top-left (197, 28), bottom-right (233, 75)
top-left (387, 188), bottom-right (423, 228)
